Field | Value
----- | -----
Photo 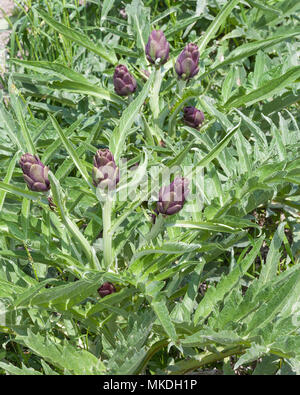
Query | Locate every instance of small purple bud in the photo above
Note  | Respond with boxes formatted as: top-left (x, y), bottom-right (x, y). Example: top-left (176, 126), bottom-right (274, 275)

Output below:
top-left (183, 106), bottom-right (204, 129)
top-left (113, 65), bottom-right (137, 96)
top-left (19, 153), bottom-right (50, 192)
top-left (145, 30), bottom-right (170, 66)
top-left (92, 149), bottom-right (120, 190)
top-left (175, 43), bottom-right (199, 80)
top-left (157, 177), bottom-right (190, 216)
top-left (98, 282), bottom-right (116, 298)
top-left (119, 9), bottom-right (127, 19)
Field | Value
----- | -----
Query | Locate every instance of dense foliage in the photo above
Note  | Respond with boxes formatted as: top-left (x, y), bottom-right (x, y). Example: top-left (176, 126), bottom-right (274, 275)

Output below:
top-left (0, 0), bottom-right (300, 375)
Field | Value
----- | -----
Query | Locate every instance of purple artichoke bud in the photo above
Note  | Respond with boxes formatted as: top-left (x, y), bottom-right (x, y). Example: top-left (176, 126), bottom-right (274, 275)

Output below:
top-left (92, 149), bottom-right (120, 190)
top-left (145, 30), bottom-right (170, 65)
top-left (113, 65), bottom-right (137, 96)
top-left (19, 153), bottom-right (50, 192)
top-left (183, 106), bottom-right (204, 129)
top-left (175, 43), bottom-right (199, 80)
top-left (98, 282), bottom-right (116, 298)
top-left (157, 177), bottom-right (190, 215)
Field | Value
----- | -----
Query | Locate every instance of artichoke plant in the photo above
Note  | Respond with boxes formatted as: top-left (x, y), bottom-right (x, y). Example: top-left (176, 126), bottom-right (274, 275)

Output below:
top-left (92, 149), bottom-right (120, 190)
top-left (183, 106), bottom-right (205, 129)
top-left (145, 30), bottom-right (170, 65)
top-left (157, 177), bottom-right (190, 215)
top-left (175, 43), bottom-right (199, 80)
top-left (1, 0), bottom-right (300, 378)
top-left (113, 65), bottom-right (137, 96)
top-left (19, 153), bottom-right (50, 192)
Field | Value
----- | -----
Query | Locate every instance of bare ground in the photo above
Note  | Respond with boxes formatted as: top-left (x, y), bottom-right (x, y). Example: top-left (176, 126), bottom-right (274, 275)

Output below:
top-left (0, 0), bottom-right (14, 74)
top-left (0, 0), bottom-right (14, 18)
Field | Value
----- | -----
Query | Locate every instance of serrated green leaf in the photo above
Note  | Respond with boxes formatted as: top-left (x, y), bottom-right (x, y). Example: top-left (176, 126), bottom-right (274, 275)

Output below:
top-left (0, 361), bottom-right (43, 375)
top-left (151, 295), bottom-right (178, 343)
top-left (258, 223), bottom-right (285, 287)
top-left (15, 330), bottom-right (105, 375)
top-left (48, 171), bottom-right (100, 270)
top-left (194, 236), bottom-right (264, 324)
top-left (225, 66), bottom-right (300, 109)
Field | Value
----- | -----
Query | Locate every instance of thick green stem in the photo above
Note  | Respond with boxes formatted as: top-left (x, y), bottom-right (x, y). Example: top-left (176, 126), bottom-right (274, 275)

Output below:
top-left (177, 79), bottom-right (186, 97)
top-left (135, 339), bottom-right (169, 374)
top-left (168, 79), bottom-right (187, 137)
top-left (102, 196), bottom-right (113, 269)
top-left (149, 67), bottom-right (162, 123)
top-left (141, 114), bottom-right (155, 146)
top-left (166, 345), bottom-right (246, 375)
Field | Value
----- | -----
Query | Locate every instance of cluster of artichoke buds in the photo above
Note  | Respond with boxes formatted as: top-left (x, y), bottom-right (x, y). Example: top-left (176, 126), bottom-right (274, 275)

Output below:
top-left (19, 31), bottom-right (201, 227)
top-left (144, 31), bottom-right (203, 129)
top-left (113, 31), bottom-right (204, 129)
top-left (157, 177), bottom-right (190, 216)
top-left (19, 153), bottom-right (50, 192)
top-left (92, 149), bottom-right (120, 190)
top-left (183, 106), bottom-right (205, 129)
top-left (145, 30), bottom-right (199, 80)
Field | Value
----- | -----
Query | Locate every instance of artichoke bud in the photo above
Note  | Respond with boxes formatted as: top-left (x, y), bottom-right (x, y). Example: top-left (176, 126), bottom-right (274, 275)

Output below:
top-left (92, 149), bottom-right (120, 190)
top-left (98, 282), bottom-right (116, 298)
top-left (157, 177), bottom-right (190, 216)
top-left (113, 65), bottom-right (137, 96)
top-left (183, 106), bottom-right (204, 129)
top-left (175, 43), bottom-right (199, 80)
top-left (19, 153), bottom-right (50, 192)
top-left (145, 30), bottom-right (170, 66)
